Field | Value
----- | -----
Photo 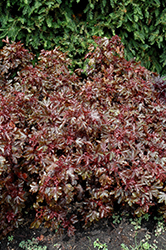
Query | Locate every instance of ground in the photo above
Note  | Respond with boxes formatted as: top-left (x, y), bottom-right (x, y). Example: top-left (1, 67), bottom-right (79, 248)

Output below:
top-left (1, 209), bottom-right (166, 250)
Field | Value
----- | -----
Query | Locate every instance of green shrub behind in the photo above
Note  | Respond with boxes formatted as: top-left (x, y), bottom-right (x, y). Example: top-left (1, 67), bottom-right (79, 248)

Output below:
top-left (0, 0), bottom-right (166, 74)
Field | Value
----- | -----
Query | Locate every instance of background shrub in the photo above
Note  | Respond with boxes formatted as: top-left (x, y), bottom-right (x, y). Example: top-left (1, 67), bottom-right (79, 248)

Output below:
top-left (0, 0), bottom-right (165, 75)
top-left (0, 35), bottom-right (166, 239)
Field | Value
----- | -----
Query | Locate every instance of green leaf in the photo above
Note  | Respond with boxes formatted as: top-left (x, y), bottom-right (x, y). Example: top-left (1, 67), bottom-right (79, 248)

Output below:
top-left (34, 0), bottom-right (43, 10)
top-left (17, 17), bottom-right (25, 24)
top-left (22, 5), bottom-right (29, 15)
top-left (46, 17), bottom-right (53, 28)
top-left (153, 0), bottom-right (160, 7)
top-left (134, 31), bottom-right (145, 43)
top-left (117, 19), bottom-right (123, 28)
top-left (134, 14), bottom-right (139, 22)
top-left (38, 7), bottom-right (47, 15)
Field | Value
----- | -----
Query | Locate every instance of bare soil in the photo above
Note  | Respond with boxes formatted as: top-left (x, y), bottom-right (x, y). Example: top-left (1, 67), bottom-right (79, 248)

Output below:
top-left (1, 209), bottom-right (166, 250)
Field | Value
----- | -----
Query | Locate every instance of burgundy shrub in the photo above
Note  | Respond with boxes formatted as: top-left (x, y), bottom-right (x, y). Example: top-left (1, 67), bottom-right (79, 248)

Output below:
top-left (0, 35), bottom-right (166, 239)
top-left (152, 75), bottom-right (166, 104)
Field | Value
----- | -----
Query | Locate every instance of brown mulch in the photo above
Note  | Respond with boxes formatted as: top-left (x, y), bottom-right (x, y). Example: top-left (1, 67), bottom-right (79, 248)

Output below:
top-left (1, 210), bottom-right (166, 250)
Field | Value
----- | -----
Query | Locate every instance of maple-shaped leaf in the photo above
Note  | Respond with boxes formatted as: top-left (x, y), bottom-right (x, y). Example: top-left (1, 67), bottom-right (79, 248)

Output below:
top-left (0, 156), bottom-right (6, 175)
top-left (158, 191), bottom-right (166, 205)
top-left (30, 182), bottom-right (39, 193)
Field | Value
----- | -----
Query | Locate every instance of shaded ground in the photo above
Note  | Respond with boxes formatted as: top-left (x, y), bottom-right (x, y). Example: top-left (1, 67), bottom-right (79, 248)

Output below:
top-left (1, 210), bottom-right (166, 250)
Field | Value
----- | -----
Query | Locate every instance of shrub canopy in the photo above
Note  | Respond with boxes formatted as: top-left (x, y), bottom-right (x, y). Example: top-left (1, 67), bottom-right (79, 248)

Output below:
top-left (0, 35), bottom-right (166, 239)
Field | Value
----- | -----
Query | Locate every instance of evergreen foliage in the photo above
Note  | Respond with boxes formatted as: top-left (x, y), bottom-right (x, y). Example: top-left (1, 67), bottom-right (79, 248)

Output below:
top-left (0, 0), bottom-right (166, 74)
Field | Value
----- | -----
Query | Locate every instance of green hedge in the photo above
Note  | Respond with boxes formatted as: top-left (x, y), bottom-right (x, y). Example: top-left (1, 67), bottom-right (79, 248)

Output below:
top-left (0, 0), bottom-right (166, 75)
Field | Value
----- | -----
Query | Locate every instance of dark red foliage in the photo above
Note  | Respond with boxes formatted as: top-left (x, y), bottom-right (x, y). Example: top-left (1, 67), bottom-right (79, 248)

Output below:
top-left (152, 75), bottom-right (166, 104)
top-left (0, 36), bottom-right (166, 239)
top-left (0, 37), bottom-right (34, 80)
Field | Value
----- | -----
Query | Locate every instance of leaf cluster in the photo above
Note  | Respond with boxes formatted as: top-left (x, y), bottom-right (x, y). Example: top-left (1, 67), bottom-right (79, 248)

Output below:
top-left (0, 35), bottom-right (166, 239)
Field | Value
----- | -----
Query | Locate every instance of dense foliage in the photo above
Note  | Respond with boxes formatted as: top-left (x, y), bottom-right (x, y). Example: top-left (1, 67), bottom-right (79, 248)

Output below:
top-left (152, 75), bottom-right (166, 104)
top-left (0, 0), bottom-right (166, 75)
top-left (0, 35), bottom-right (166, 240)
